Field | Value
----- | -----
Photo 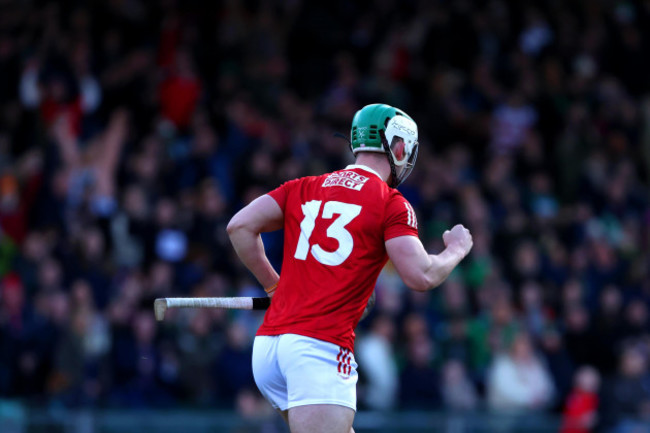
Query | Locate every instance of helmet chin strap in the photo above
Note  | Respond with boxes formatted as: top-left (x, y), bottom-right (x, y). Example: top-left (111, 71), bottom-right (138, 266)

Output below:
top-left (380, 131), bottom-right (399, 188)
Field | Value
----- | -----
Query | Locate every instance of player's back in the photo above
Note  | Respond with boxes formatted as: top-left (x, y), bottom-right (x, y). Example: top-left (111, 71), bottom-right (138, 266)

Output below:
top-left (258, 165), bottom-right (418, 350)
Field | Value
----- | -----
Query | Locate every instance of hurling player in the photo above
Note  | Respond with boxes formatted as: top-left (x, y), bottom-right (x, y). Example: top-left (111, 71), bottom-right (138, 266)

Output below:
top-left (227, 104), bottom-right (473, 433)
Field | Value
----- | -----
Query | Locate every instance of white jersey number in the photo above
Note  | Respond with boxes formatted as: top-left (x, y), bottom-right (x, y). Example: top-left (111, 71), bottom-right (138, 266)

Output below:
top-left (294, 200), bottom-right (362, 266)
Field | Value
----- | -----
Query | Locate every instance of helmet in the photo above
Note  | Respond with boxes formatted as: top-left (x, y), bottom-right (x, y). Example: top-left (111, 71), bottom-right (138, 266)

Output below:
top-left (350, 103), bottom-right (419, 187)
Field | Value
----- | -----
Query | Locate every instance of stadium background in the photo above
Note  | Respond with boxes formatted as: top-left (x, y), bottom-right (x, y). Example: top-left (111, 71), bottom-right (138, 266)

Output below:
top-left (0, 0), bottom-right (649, 432)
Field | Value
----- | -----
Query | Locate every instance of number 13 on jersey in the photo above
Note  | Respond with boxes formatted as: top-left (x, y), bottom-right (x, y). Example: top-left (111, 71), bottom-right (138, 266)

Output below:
top-left (294, 200), bottom-right (362, 266)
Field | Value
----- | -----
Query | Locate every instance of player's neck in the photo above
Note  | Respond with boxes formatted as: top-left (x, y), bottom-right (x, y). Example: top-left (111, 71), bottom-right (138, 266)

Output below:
top-left (354, 153), bottom-right (391, 183)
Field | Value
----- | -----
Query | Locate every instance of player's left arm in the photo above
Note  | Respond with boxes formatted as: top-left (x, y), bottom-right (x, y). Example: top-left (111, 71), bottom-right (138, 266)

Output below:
top-left (386, 225), bottom-right (472, 291)
top-left (383, 194), bottom-right (472, 292)
top-left (227, 194), bottom-right (283, 295)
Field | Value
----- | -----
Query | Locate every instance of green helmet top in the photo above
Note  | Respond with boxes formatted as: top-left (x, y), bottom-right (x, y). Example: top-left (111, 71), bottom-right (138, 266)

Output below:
top-left (350, 104), bottom-right (414, 153)
top-left (350, 103), bottom-right (419, 187)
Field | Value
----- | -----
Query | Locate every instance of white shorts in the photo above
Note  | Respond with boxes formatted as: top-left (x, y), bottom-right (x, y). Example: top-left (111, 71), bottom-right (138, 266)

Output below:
top-left (252, 334), bottom-right (358, 412)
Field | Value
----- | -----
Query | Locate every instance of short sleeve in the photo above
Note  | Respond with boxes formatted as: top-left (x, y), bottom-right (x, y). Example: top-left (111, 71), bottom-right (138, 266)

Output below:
top-left (267, 178), bottom-right (301, 210)
top-left (384, 194), bottom-right (419, 241)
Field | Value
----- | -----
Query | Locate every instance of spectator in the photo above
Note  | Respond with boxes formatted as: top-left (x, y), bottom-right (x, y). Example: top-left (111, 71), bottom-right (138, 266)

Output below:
top-left (214, 321), bottom-right (255, 407)
top-left (440, 359), bottom-right (479, 411)
top-left (158, 49), bottom-right (202, 132)
top-left (601, 346), bottom-right (650, 432)
top-left (620, 299), bottom-right (648, 341)
top-left (560, 366), bottom-right (600, 433)
top-left (520, 280), bottom-right (548, 339)
top-left (110, 310), bottom-right (175, 407)
top-left (539, 327), bottom-right (575, 405)
top-left (487, 333), bottom-right (554, 411)
top-left (490, 92), bottom-right (537, 155)
top-left (563, 306), bottom-right (600, 370)
top-left (399, 333), bottom-right (440, 409)
top-left (50, 282), bottom-right (109, 407)
top-left (438, 316), bottom-right (472, 370)
top-left (356, 314), bottom-right (398, 410)
top-left (177, 309), bottom-right (219, 405)
top-left (0, 151), bottom-right (43, 245)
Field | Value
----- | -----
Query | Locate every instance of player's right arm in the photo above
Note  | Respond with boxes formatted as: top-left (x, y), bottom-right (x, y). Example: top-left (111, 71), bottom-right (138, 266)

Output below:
top-left (386, 224), bottom-right (473, 292)
top-left (227, 194), bottom-right (283, 293)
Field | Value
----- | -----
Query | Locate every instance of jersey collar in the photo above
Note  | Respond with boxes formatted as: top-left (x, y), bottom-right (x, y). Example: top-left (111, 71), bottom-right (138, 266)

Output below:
top-left (345, 164), bottom-right (383, 181)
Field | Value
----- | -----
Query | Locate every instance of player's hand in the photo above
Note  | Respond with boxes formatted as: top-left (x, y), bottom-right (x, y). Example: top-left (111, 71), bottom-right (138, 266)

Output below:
top-left (443, 224), bottom-right (473, 258)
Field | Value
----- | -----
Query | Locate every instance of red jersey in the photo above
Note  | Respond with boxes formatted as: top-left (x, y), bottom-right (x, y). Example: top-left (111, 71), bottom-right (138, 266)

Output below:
top-left (257, 165), bottom-right (419, 351)
top-left (560, 390), bottom-right (598, 433)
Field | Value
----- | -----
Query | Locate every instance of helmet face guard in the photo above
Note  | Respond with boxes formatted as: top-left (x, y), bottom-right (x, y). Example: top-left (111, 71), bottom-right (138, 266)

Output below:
top-left (349, 103), bottom-right (419, 187)
top-left (383, 115), bottom-right (419, 187)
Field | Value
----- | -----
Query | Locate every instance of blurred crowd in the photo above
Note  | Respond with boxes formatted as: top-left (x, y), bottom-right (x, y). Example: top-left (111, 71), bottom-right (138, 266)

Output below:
top-left (0, 0), bottom-right (649, 432)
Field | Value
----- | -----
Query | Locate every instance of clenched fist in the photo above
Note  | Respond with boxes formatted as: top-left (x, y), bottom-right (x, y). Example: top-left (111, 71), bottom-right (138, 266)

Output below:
top-left (443, 224), bottom-right (473, 258)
